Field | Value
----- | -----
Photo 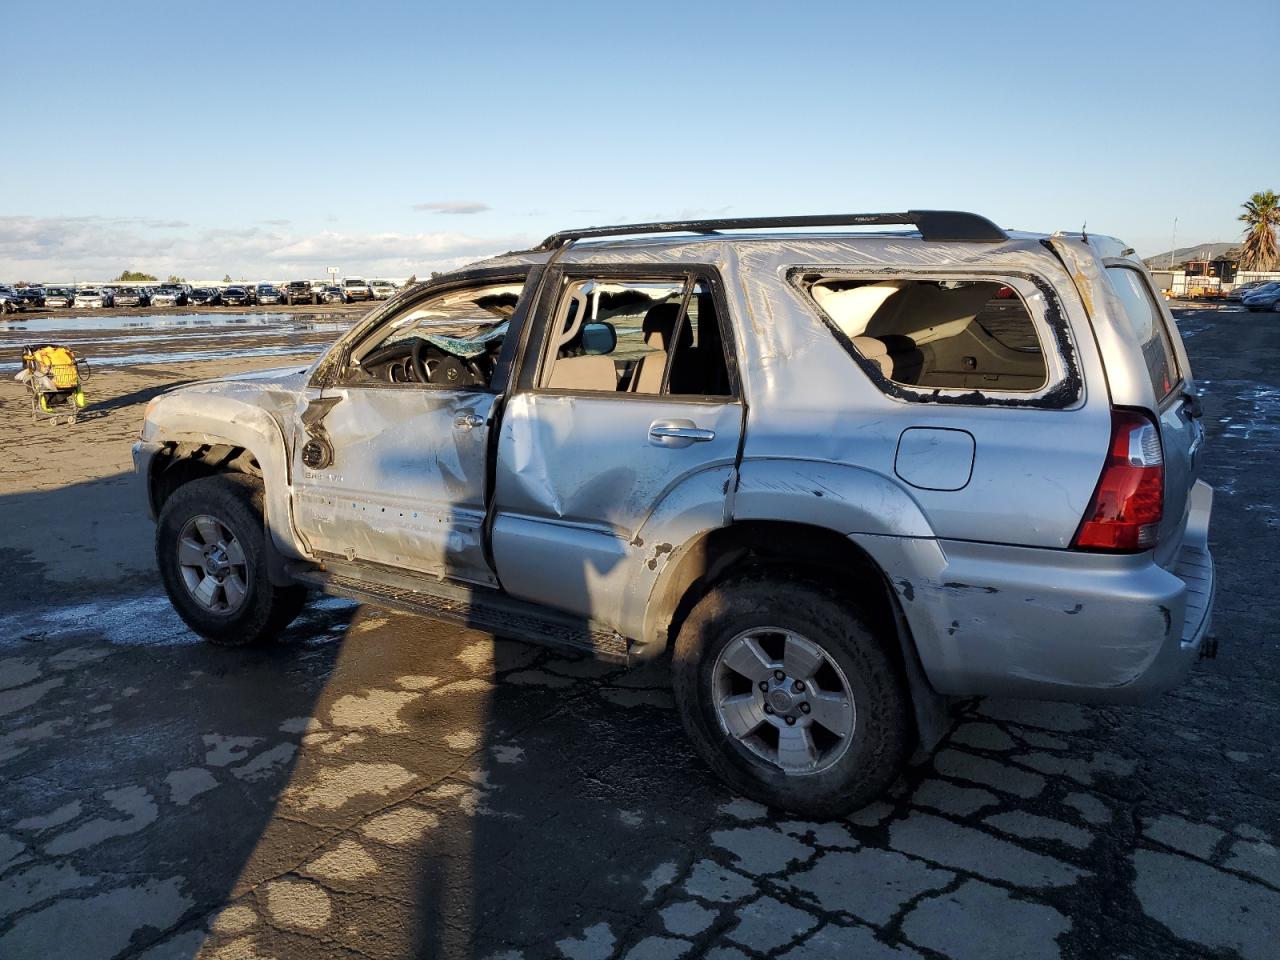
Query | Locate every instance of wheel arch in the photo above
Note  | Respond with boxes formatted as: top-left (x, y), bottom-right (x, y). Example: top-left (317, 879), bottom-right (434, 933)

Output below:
top-left (646, 519), bottom-right (950, 752)
top-left (143, 390), bottom-right (306, 583)
top-left (147, 439), bottom-right (301, 587)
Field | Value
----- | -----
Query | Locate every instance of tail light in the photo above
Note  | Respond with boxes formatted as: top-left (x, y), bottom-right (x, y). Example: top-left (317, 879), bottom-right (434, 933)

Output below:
top-left (1072, 410), bottom-right (1164, 552)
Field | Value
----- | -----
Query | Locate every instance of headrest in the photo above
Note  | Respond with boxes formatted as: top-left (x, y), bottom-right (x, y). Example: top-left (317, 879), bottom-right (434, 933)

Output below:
top-left (642, 302), bottom-right (693, 351)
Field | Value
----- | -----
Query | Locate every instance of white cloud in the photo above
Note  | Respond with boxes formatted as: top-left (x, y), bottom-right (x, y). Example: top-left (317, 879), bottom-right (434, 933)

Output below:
top-left (412, 201), bottom-right (491, 215)
top-left (0, 216), bottom-right (534, 281)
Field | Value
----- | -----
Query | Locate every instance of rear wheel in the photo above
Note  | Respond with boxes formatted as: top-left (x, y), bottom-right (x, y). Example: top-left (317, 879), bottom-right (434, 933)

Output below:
top-left (156, 474), bottom-right (307, 646)
top-left (673, 575), bottom-right (911, 817)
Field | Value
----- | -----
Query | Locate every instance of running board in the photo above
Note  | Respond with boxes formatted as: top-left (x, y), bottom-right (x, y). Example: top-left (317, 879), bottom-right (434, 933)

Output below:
top-left (289, 560), bottom-right (631, 663)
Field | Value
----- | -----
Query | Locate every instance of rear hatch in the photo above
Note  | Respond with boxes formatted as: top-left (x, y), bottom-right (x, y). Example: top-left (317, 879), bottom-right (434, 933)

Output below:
top-left (1049, 235), bottom-right (1204, 568)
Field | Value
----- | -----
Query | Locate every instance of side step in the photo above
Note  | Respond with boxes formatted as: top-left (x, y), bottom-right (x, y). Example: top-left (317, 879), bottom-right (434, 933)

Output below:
top-left (289, 561), bottom-right (631, 663)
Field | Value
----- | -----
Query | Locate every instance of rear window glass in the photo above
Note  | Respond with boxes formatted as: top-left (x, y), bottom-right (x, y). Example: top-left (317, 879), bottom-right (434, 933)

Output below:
top-left (804, 277), bottom-right (1047, 394)
top-left (1105, 267), bottom-right (1179, 402)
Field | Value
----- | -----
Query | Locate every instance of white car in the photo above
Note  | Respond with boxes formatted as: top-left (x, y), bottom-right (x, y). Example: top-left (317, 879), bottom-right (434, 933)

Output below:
top-left (341, 278), bottom-right (373, 303)
top-left (150, 288), bottom-right (182, 308)
top-left (368, 279), bottom-right (397, 300)
top-left (75, 288), bottom-right (108, 309)
top-left (43, 287), bottom-right (76, 308)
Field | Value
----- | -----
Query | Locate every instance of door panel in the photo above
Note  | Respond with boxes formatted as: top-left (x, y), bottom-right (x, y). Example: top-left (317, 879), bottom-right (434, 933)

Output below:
top-left (292, 387), bottom-right (496, 585)
top-left (492, 392), bottom-right (742, 619)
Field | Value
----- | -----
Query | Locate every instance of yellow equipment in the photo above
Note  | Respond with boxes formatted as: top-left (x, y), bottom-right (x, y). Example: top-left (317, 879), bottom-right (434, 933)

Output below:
top-left (20, 343), bottom-right (91, 424)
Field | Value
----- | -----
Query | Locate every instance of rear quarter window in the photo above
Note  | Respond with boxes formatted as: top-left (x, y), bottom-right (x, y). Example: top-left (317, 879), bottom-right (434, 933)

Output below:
top-left (1105, 266), bottom-right (1180, 402)
top-left (798, 275), bottom-right (1060, 402)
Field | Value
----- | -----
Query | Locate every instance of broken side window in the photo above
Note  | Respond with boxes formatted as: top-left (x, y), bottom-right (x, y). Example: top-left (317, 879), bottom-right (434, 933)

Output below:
top-left (540, 276), bottom-right (732, 397)
top-left (804, 277), bottom-right (1049, 394)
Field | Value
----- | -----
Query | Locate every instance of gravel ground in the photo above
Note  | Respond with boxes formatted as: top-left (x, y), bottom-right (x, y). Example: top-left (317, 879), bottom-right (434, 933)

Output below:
top-left (0, 305), bottom-right (1276, 960)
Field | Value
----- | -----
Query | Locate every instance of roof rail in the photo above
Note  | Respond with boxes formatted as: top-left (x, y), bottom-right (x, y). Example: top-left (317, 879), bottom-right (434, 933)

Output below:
top-left (535, 210), bottom-right (1008, 251)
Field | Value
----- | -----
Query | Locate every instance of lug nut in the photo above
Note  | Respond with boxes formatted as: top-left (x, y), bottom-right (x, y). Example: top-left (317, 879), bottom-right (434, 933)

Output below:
top-left (774, 670), bottom-right (786, 681)
top-left (759, 681), bottom-right (769, 692)
top-left (785, 715), bottom-right (796, 725)
top-left (800, 703), bottom-right (811, 714)
top-left (764, 704), bottom-right (774, 714)
top-left (792, 680), bottom-right (805, 693)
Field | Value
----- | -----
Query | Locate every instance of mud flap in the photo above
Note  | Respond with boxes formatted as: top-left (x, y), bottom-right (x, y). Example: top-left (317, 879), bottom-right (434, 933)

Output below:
top-left (885, 579), bottom-right (952, 757)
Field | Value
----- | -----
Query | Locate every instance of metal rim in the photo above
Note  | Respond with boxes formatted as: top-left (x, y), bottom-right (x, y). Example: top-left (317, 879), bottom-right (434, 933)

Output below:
top-left (176, 515), bottom-right (249, 614)
top-left (711, 627), bottom-right (856, 776)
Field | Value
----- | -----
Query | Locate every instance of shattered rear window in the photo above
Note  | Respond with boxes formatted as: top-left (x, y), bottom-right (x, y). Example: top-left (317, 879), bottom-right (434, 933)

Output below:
top-left (804, 277), bottom-right (1048, 395)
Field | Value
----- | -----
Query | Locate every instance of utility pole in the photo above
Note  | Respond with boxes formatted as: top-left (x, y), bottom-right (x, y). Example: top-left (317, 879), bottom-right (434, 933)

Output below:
top-left (1169, 218), bottom-right (1177, 271)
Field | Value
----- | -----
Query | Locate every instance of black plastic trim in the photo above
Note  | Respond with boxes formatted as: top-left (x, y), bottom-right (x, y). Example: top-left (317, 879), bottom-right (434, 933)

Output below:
top-left (536, 210), bottom-right (1008, 250)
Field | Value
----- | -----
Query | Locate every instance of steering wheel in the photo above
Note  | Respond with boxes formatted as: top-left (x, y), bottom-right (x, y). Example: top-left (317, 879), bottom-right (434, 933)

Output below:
top-left (410, 339), bottom-right (432, 383)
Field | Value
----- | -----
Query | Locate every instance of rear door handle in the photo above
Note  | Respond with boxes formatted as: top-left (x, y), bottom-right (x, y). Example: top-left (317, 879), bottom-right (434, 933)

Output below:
top-left (649, 419), bottom-right (715, 448)
top-left (453, 413), bottom-right (485, 430)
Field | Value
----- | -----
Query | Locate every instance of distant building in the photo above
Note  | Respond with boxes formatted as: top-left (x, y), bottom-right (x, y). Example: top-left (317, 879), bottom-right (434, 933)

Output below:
top-left (1182, 255), bottom-right (1238, 283)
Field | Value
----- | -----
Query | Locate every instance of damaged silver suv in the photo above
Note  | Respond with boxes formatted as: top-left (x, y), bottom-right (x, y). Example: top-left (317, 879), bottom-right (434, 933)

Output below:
top-left (134, 211), bottom-right (1215, 816)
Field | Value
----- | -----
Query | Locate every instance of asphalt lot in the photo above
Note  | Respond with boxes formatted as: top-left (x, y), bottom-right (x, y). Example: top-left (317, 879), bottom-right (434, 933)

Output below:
top-left (0, 303), bottom-right (1277, 960)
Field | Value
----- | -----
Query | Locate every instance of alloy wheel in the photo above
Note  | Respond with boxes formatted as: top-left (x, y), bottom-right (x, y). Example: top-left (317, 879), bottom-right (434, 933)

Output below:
top-left (176, 515), bottom-right (249, 613)
top-left (711, 627), bottom-right (856, 775)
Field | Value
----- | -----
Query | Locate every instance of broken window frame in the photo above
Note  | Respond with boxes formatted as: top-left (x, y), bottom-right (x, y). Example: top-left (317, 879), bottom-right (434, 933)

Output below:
top-left (788, 267), bottom-right (1083, 410)
top-left (311, 268), bottom-right (536, 394)
top-left (521, 263), bottom-right (741, 402)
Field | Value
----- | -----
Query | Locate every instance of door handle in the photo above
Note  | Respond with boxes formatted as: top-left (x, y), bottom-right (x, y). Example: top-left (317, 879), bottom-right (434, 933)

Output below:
top-left (649, 419), bottom-right (715, 447)
top-left (453, 413), bottom-right (486, 431)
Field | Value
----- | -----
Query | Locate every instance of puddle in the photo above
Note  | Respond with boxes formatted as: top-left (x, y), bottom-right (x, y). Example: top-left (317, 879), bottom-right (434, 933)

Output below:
top-left (0, 311), bottom-right (340, 333)
top-left (0, 311), bottom-right (351, 369)
top-left (1, 342), bottom-right (327, 371)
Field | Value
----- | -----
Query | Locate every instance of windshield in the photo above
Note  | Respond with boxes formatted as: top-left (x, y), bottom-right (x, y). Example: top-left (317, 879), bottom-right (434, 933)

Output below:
top-left (361, 281), bottom-right (524, 358)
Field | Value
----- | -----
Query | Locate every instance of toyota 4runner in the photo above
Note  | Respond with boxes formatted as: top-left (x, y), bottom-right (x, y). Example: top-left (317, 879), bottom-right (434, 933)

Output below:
top-left (134, 211), bottom-right (1214, 816)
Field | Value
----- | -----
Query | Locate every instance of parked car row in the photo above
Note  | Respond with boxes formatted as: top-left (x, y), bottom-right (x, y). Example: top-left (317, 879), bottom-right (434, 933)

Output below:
top-left (1238, 281), bottom-right (1280, 311)
top-left (0, 278), bottom-right (403, 312)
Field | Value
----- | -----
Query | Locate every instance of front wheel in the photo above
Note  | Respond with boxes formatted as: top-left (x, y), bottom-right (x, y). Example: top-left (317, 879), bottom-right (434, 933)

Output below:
top-left (156, 474), bottom-right (307, 646)
top-left (673, 575), bottom-right (911, 817)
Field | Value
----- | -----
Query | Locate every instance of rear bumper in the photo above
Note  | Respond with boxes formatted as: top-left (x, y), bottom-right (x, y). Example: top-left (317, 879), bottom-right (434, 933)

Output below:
top-left (855, 480), bottom-right (1215, 704)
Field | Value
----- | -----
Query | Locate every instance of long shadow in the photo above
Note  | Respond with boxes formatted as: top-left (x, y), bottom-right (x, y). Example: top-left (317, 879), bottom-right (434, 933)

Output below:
top-left (366, 418), bottom-right (692, 956)
top-left (0, 476), bottom-right (353, 959)
top-left (81, 380), bottom-right (199, 415)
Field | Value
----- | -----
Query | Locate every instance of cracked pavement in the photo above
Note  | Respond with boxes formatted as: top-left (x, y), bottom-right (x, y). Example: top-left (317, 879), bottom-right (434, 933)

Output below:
top-left (0, 304), bottom-right (1277, 959)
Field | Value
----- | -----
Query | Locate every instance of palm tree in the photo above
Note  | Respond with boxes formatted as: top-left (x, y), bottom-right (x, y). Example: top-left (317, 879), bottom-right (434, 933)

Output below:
top-left (1238, 191), bottom-right (1280, 270)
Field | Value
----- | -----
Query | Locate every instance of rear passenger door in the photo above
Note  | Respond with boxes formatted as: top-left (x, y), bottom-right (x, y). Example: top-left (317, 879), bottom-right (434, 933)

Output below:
top-left (491, 267), bottom-right (742, 625)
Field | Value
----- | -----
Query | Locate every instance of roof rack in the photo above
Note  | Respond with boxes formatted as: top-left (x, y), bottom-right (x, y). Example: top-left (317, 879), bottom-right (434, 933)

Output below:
top-left (535, 210), bottom-right (1008, 251)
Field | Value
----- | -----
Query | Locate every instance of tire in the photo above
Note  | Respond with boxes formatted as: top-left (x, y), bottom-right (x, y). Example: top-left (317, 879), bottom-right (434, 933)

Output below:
top-left (156, 474), bottom-right (307, 646)
top-left (673, 574), bottom-right (911, 817)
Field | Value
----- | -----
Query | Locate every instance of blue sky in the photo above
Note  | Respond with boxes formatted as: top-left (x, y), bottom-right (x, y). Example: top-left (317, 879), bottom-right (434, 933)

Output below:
top-left (3, 0), bottom-right (1274, 279)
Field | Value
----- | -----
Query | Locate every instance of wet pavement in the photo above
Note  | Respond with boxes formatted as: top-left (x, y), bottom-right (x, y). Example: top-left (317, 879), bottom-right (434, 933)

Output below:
top-left (0, 307), bottom-right (360, 369)
top-left (0, 306), bottom-right (1277, 959)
